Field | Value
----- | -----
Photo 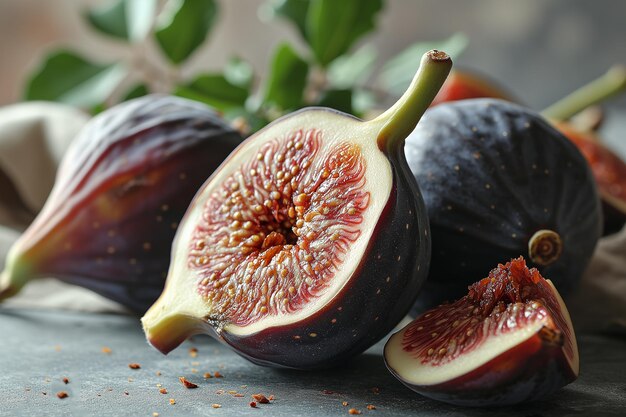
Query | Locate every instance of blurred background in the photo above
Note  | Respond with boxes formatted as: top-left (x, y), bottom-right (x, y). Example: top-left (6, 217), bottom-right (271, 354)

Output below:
top-left (1, 0), bottom-right (625, 106)
top-left (1, 0), bottom-right (626, 151)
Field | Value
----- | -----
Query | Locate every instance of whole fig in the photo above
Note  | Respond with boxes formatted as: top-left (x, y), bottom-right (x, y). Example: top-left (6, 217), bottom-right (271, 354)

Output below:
top-left (405, 99), bottom-right (602, 313)
top-left (0, 95), bottom-right (243, 312)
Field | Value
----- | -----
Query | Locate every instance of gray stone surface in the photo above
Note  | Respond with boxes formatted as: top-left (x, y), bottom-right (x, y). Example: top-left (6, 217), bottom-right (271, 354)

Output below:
top-left (0, 308), bottom-right (625, 417)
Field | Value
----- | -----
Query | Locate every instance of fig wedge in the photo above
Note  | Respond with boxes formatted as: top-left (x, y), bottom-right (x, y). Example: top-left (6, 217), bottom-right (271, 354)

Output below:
top-left (385, 257), bottom-right (579, 406)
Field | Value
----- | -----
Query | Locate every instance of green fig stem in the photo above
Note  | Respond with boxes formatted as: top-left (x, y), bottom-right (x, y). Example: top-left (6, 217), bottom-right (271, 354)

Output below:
top-left (0, 259), bottom-right (32, 302)
top-left (541, 65), bottom-right (626, 121)
top-left (373, 50), bottom-right (452, 153)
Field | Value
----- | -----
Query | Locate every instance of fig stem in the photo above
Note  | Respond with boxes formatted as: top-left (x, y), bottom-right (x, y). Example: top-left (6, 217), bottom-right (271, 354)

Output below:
top-left (0, 260), bottom-right (31, 302)
top-left (541, 65), bottom-right (626, 121)
top-left (374, 50), bottom-right (452, 153)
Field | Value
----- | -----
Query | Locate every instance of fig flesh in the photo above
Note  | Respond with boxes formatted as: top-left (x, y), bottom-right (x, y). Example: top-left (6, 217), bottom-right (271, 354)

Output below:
top-left (405, 99), bottom-right (602, 313)
top-left (141, 51), bottom-right (453, 369)
top-left (0, 95), bottom-right (243, 312)
top-left (384, 257), bottom-right (579, 406)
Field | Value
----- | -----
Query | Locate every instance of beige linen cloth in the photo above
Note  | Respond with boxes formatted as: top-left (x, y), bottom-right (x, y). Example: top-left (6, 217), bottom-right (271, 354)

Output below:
top-left (0, 101), bottom-right (625, 331)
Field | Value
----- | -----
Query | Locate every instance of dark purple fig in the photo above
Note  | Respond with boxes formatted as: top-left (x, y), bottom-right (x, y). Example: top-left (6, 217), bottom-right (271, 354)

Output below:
top-left (141, 51), bottom-right (452, 369)
top-left (405, 99), bottom-right (602, 314)
top-left (0, 95), bottom-right (243, 312)
top-left (385, 257), bottom-right (579, 406)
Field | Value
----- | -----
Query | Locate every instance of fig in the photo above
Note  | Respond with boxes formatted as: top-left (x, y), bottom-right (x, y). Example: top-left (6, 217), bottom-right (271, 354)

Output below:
top-left (384, 257), bottom-right (579, 406)
top-left (141, 51), bottom-right (453, 369)
top-left (405, 99), bottom-right (602, 313)
top-left (430, 69), bottom-right (516, 107)
top-left (553, 123), bottom-right (626, 235)
top-left (541, 66), bottom-right (626, 235)
top-left (0, 95), bottom-right (243, 312)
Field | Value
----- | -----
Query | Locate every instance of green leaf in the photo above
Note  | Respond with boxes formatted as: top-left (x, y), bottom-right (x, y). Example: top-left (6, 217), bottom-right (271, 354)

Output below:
top-left (316, 89), bottom-right (352, 114)
top-left (263, 43), bottom-right (309, 110)
top-left (327, 44), bottom-right (377, 89)
top-left (379, 33), bottom-right (469, 96)
top-left (122, 83), bottom-right (149, 101)
top-left (85, 0), bottom-right (157, 41)
top-left (155, 0), bottom-right (218, 65)
top-left (224, 57), bottom-right (254, 90)
top-left (265, 0), bottom-right (310, 40)
top-left (24, 50), bottom-right (127, 109)
top-left (306, 0), bottom-right (383, 67)
top-left (86, 0), bottom-right (128, 40)
top-left (175, 73), bottom-right (249, 111)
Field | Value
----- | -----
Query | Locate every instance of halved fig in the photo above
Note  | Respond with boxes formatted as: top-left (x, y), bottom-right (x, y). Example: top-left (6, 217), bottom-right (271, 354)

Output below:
top-left (553, 123), bottom-right (626, 235)
top-left (0, 95), bottom-right (243, 312)
top-left (541, 66), bottom-right (626, 235)
top-left (384, 257), bottom-right (579, 406)
top-left (141, 51), bottom-right (453, 369)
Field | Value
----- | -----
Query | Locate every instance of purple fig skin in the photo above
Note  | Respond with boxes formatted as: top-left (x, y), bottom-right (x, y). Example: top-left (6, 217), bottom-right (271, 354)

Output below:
top-left (219, 134), bottom-right (431, 369)
top-left (0, 95), bottom-right (243, 312)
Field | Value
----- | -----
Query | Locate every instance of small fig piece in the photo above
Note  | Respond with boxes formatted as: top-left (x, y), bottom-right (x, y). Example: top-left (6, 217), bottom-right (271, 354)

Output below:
top-left (384, 257), bottom-right (579, 407)
top-left (141, 51), bottom-right (453, 369)
top-left (0, 95), bottom-right (243, 312)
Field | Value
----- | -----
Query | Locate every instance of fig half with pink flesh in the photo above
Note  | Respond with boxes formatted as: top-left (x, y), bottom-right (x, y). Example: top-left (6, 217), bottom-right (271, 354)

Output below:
top-left (141, 51), bottom-right (452, 369)
top-left (384, 257), bottom-right (579, 406)
top-left (0, 95), bottom-right (243, 312)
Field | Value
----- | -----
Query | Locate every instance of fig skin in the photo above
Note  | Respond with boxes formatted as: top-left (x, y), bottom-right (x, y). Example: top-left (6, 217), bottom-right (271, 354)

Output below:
top-left (405, 99), bottom-right (602, 313)
top-left (0, 95), bottom-right (243, 312)
top-left (384, 258), bottom-right (579, 407)
top-left (142, 51), bottom-right (452, 369)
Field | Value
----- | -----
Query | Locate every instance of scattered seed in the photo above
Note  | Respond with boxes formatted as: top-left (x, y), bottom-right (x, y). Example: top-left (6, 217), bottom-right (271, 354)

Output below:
top-left (252, 394), bottom-right (270, 404)
top-left (62, 377), bottom-right (69, 384)
top-left (212, 404), bottom-right (222, 408)
top-left (159, 388), bottom-right (167, 395)
top-left (128, 363), bottom-right (141, 370)
top-left (367, 404), bottom-right (377, 410)
top-left (189, 347), bottom-right (198, 358)
top-left (250, 401), bottom-right (257, 408)
top-left (214, 371), bottom-right (223, 378)
top-left (348, 408), bottom-right (362, 415)
top-left (56, 391), bottom-right (68, 399)
top-left (342, 401), bottom-right (349, 406)
top-left (203, 372), bottom-right (212, 378)
top-left (101, 347), bottom-right (112, 354)
top-left (169, 399), bottom-right (176, 405)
